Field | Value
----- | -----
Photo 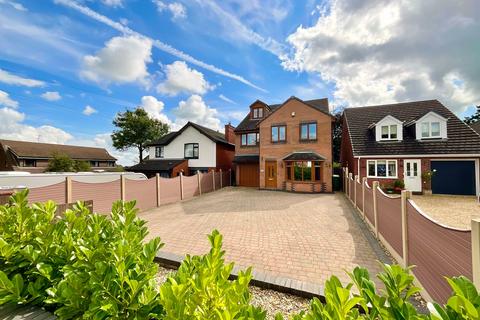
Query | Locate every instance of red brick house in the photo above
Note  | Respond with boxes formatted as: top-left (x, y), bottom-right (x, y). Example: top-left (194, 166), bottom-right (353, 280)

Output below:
top-left (341, 100), bottom-right (480, 195)
top-left (0, 139), bottom-right (117, 173)
top-left (234, 96), bottom-right (334, 192)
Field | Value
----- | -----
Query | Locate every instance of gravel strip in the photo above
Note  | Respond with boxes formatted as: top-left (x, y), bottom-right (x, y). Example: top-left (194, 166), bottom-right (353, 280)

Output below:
top-left (156, 266), bottom-right (309, 319)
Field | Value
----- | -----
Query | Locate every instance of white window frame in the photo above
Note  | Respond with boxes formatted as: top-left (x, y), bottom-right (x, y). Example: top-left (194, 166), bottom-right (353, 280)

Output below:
top-left (416, 111), bottom-right (447, 140)
top-left (367, 159), bottom-right (398, 178)
top-left (380, 124), bottom-right (399, 140)
top-left (420, 121), bottom-right (441, 138)
top-left (155, 146), bottom-right (164, 158)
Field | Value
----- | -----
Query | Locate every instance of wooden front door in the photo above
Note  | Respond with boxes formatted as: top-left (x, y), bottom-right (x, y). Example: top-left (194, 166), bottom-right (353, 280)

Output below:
top-left (265, 161), bottom-right (277, 189)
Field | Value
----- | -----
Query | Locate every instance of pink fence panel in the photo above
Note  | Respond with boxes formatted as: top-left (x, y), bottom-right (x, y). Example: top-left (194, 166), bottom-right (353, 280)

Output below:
top-left (407, 201), bottom-right (472, 303)
top-left (376, 190), bottom-right (403, 257)
top-left (72, 180), bottom-right (121, 214)
top-left (28, 182), bottom-right (66, 205)
top-left (222, 171), bottom-right (230, 187)
top-left (201, 172), bottom-right (214, 193)
top-left (183, 175), bottom-right (199, 200)
top-left (364, 184), bottom-right (374, 225)
top-left (215, 172), bottom-right (221, 189)
top-left (159, 176), bottom-right (181, 205)
top-left (355, 180), bottom-right (363, 211)
top-left (125, 178), bottom-right (157, 211)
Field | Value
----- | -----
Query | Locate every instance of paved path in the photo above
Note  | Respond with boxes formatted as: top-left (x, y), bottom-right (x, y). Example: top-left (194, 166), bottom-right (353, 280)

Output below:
top-left (141, 187), bottom-right (385, 286)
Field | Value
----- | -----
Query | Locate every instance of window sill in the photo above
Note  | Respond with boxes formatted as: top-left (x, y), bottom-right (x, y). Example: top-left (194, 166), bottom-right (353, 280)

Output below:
top-left (299, 139), bottom-right (317, 143)
top-left (184, 157), bottom-right (199, 160)
top-left (240, 145), bottom-right (259, 148)
top-left (271, 141), bottom-right (287, 144)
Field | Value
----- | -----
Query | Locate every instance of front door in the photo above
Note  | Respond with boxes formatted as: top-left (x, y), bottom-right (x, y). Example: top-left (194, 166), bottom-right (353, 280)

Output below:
top-left (265, 161), bottom-right (277, 189)
top-left (404, 159), bottom-right (422, 192)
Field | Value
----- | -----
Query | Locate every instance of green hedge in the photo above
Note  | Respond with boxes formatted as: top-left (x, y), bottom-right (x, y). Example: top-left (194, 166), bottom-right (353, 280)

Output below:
top-left (0, 190), bottom-right (478, 319)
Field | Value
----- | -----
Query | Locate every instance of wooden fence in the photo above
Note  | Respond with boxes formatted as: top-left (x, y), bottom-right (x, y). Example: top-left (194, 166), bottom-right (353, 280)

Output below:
top-left (3, 170), bottom-right (232, 214)
top-left (343, 167), bottom-right (480, 303)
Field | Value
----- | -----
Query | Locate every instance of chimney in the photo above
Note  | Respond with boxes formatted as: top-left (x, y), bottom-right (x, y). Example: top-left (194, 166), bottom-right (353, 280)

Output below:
top-left (224, 122), bottom-right (235, 144)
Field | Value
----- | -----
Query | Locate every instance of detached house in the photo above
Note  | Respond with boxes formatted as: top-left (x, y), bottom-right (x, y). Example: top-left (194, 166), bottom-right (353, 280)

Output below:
top-left (341, 100), bottom-right (480, 196)
top-left (127, 122), bottom-right (235, 178)
top-left (234, 96), bottom-right (333, 193)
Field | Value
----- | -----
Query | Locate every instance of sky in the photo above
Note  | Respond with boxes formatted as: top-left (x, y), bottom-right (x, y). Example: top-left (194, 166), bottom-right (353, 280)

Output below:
top-left (0, 0), bottom-right (479, 165)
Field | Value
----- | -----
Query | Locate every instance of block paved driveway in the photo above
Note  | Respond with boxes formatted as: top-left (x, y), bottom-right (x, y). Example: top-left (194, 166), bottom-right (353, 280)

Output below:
top-left (140, 187), bottom-right (384, 286)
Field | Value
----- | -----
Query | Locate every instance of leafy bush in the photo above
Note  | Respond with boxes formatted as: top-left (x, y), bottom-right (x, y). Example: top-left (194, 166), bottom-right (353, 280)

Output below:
top-left (394, 179), bottom-right (405, 190)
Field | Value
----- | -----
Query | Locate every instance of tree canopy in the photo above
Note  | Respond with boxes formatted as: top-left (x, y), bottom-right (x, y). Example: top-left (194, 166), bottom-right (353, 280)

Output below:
top-left (46, 153), bottom-right (91, 172)
top-left (111, 108), bottom-right (169, 163)
top-left (465, 105), bottom-right (480, 124)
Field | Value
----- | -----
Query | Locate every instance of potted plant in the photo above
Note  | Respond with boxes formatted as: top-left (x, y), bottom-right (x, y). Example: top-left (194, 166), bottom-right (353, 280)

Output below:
top-left (422, 169), bottom-right (436, 195)
top-left (393, 179), bottom-right (405, 193)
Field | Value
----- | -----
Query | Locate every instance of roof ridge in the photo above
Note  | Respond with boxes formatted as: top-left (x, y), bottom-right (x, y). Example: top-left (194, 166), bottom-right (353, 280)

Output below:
top-left (345, 99), bottom-right (440, 112)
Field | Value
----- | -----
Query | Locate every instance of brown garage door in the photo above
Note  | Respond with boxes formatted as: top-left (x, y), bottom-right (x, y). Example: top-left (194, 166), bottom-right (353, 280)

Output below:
top-left (238, 163), bottom-right (259, 187)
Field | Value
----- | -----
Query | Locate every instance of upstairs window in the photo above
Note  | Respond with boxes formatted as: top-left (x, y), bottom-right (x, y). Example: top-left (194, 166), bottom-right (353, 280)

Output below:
top-left (271, 125), bottom-right (286, 143)
top-left (300, 122), bottom-right (317, 141)
top-left (252, 107), bottom-right (264, 119)
top-left (155, 146), bottom-right (164, 158)
top-left (421, 121), bottom-right (441, 138)
top-left (380, 125), bottom-right (398, 140)
top-left (184, 143), bottom-right (199, 159)
top-left (241, 132), bottom-right (259, 146)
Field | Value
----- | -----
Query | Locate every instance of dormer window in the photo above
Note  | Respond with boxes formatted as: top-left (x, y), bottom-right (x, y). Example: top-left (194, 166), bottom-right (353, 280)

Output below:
top-left (375, 115), bottom-right (403, 142)
top-left (381, 125), bottom-right (398, 140)
top-left (416, 111), bottom-right (447, 140)
top-left (252, 107), bottom-right (263, 119)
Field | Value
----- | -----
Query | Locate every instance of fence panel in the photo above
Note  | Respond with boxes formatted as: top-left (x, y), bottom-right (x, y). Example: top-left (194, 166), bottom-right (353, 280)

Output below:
top-left (349, 178), bottom-right (354, 201)
top-left (215, 172), bottom-right (221, 189)
top-left (28, 182), bottom-right (66, 205)
top-left (355, 180), bottom-right (363, 211)
top-left (377, 191), bottom-right (403, 257)
top-left (125, 178), bottom-right (157, 211)
top-left (183, 174), bottom-right (199, 200)
top-left (159, 176), bottom-right (181, 205)
top-left (364, 184), bottom-right (374, 224)
top-left (72, 180), bottom-right (121, 214)
top-left (407, 200), bottom-right (472, 303)
top-left (200, 172), bottom-right (214, 193)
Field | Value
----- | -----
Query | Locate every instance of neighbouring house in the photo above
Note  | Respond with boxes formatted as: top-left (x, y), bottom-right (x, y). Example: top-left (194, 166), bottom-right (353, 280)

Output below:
top-left (0, 139), bottom-right (117, 173)
top-left (341, 99), bottom-right (480, 196)
top-left (127, 121), bottom-right (235, 178)
top-left (469, 121), bottom-right (480, 135)
top-left (233, 96), bottom-right (334, 193)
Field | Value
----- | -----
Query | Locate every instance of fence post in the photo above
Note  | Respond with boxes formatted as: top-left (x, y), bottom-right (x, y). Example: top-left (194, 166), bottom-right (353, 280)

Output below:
top-left (401, 190), bottom-right (411, 267)
top-left (197, 171), bottom-right (202, 195)
top-left (65, 176), bottom-right (72, 203)
top-left (362, 177), bottom-right (367, 218)
top-left (372, 181), bottom-right (379, 237)
top-left (120, 175), bottom-right (126, 201)
top-left (156, 173), bottom-right (160, 207)
top-left (212, 170), bottom-right (216, 191)
top-left (348, 173), bottom-right (353, 202)
top-left (472, 219), bottom-right (480, 288)
top-left (354, 175), bottom-right (358, 207)
top-left (345, 167), bottom-right (349, 195)
top-left (219, 169), bottom-right (223, 188)
top-left (180, 172), bottom-right (184, 200)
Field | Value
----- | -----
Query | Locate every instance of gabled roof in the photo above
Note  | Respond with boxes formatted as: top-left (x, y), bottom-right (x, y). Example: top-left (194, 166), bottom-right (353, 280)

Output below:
top-left (148, 122), bottom-right (233, 146)
top-left (283, 152), bottom-right (326, 161)
top-left (234, 97), bottom-right (330, 132)
top-left (469, 121), bottom-right (480, 135)
top-left (127, 159), bottom-right (186, 172)
top-left (343, 99), bottom-right (480, 156)
top-left (0, 139), bottom-right (116, 161)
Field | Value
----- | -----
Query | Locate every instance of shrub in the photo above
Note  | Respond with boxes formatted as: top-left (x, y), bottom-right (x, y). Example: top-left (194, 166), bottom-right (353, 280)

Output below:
top-left (394, 179), bottom-right (405, 189)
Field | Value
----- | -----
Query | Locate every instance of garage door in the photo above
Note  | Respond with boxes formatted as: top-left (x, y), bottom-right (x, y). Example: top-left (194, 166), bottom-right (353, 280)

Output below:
top-left (431, 160), bottom-right (476, 195)
top-left (238, 163), bottom-right (259, 187)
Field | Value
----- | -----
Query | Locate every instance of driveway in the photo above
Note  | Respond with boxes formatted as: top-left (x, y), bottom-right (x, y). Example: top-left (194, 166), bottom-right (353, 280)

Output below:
top-left (140, 187), bottom-right (385, 286)
top-left (412, 194), bottom-right (480, 229)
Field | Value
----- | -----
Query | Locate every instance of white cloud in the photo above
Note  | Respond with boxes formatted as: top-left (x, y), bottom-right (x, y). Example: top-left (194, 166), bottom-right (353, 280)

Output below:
top-left (218, 94), bottom-right (235, 104)
top-left (172, 95), bottom-right (221, 131)
top-left (153, 1), bottom-right (187, 20)
top-left (102, 0), bottom-right (123, 7)
top-left (40, 91), bottom-right (62, 101)
top-left (82, 105), bottom-right (97, 116)
top-left (0, 90), bottom-right (18, 108)
top-left (55, 0), bottom-right (265, 92)
top-left (140, 95), bottom-right (171, 125)
top-left (157, 61), bottom-right (214, 96)
top-left (0, 69), bottom-right (45, 87)
top-left (93, 133), bottom-right (137, 166)
top-left (0, 0), bottom-right (27, 11)
top-left (81, 35), bottom-right (153, 86)
top-left (284, 0), bottom-right (480, 113)
top-left (0, 107), bottom-right (72, 144)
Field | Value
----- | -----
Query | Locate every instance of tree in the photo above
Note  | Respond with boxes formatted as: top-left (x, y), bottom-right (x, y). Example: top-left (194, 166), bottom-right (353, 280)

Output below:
top-left (465, 105), bottom-right (480, 124)
top-left (47, 153), bottom-right (76, 172)
top-left (332, 106), bottom-right (345, 164)
top-left (74, 160), bottom-right (91, 172)
top-left (111, 108), bottom-right (169, 163)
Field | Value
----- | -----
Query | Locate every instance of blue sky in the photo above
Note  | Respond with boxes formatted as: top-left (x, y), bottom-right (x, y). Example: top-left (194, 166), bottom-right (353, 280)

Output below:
top-left (1, 0), bottom-right (479, 164)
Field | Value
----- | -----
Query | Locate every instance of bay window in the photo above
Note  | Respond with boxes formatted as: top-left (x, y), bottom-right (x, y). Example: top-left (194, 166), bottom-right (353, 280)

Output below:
top-left (367, 160), bottom-right (397, 178)
top-left (286, 161), bottom-right (322, 182)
